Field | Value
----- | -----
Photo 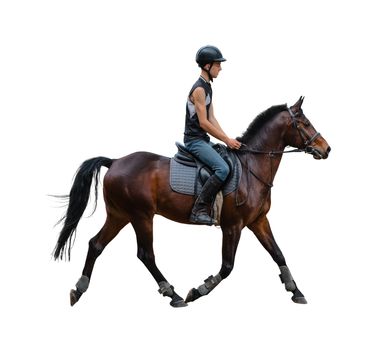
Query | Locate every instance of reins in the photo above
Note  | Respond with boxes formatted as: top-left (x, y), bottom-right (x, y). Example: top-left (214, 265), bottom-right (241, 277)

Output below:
top-left (235, 146), bottom-right (305, 188)
top-left (237, 144), bottom-right (305, 155)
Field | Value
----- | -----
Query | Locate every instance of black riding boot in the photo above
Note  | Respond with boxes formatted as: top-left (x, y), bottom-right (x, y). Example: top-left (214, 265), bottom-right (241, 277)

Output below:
top-left (190, 174), bottom-right (224, 225)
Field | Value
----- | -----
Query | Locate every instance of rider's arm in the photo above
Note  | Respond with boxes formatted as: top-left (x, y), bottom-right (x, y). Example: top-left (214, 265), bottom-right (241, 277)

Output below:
top-left (192, 87), bottom-right (229, 142)
top-left (192, 87), bottom-right (241, 149)
top-left (209, 104), bottom-right (227, 137)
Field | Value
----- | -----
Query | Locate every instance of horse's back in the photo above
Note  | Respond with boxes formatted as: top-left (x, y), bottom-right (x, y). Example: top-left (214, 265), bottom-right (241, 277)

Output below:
top-left (103, 152), bottom-right (171, 213)
top-left (102, 151), bottom-right (195, 222)
top-left (104, 151), bottom-right (169, 185)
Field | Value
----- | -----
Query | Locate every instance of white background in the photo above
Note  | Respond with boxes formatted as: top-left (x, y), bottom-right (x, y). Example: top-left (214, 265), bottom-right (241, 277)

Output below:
top-left (1, 0), bottom-right (374, 349)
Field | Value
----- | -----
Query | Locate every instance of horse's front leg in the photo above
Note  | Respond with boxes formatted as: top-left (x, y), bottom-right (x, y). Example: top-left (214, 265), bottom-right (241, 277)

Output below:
top-left (185, 225), bottom-right (242, 303)
top-left (248, 215), bottom-right (307, 304)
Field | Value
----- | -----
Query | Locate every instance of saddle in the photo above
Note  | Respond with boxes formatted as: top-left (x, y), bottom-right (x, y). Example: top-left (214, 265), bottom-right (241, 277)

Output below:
top-left (170, 142), bottom-right (241, 197)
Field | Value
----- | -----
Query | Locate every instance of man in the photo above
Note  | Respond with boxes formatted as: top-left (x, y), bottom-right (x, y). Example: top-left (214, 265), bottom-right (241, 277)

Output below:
top-left (184, 45), bottom-right (241, 225)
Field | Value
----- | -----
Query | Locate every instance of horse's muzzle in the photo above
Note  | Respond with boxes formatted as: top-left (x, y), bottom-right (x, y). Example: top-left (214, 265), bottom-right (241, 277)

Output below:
top-left (306, 145), bottom-right (331, 160)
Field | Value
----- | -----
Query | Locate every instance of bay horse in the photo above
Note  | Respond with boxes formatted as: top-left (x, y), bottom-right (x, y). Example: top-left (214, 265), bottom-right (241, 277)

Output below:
top-left (53, 97), bottom-right (330, 307)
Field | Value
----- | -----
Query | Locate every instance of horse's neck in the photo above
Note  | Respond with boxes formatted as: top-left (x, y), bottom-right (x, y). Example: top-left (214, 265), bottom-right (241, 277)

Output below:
top-left (242, 125), bottom-right (287, 184)
top-left (246, 126), bottom-right (286, 153)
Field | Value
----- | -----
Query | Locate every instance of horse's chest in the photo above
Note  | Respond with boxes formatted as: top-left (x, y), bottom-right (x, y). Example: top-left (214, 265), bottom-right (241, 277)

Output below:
top-left (245, 190), bottom-right (271, 221)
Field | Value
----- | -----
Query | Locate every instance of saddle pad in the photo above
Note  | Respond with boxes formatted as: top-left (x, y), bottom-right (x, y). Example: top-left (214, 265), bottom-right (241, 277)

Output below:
top-left (170, 155), bottom-right (241, 196)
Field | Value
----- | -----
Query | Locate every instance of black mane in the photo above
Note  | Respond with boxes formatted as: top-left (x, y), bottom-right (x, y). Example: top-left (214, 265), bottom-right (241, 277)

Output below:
top-left (237, 104), bottom-right (288, 144)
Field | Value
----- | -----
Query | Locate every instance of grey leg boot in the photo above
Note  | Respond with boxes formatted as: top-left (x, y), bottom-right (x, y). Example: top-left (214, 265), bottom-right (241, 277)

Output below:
top-left (190, 175), bottom-right (224, 225)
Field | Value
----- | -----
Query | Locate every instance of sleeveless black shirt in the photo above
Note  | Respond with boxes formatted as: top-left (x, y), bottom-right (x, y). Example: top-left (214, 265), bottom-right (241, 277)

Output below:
top-left (184, 76), bottom-right (212, 143)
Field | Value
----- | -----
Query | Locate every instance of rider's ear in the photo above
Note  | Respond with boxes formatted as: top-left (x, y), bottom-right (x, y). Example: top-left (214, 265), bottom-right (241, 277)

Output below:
top-left (204, 63), bottom-right (211, 70)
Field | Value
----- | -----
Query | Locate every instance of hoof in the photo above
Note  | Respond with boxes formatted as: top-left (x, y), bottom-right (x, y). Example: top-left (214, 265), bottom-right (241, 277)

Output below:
top-left (170, 298), bottom-right (188, 308)
top-left (185, 288), bottom-right (201, 303)
top-left (70, 289), bottom-right (81, 306)
top-left (292, 295), bottom-right (308, 304)
top-left (291, 287), bottom-right (307, 304)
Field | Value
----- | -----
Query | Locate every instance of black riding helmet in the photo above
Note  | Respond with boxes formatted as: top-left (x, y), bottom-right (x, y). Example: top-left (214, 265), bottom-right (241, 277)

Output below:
top-left (196, 45), bottom-right (226, 81)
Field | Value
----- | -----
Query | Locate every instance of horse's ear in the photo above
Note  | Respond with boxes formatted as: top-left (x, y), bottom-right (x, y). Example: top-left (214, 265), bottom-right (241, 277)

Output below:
top-left (291, 96), bottom-right (305, 113)
top-left (296, 96), bottom-right (304, 107)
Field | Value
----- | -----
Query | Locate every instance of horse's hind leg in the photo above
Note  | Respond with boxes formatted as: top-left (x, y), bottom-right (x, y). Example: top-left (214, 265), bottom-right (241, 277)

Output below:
top-left (248, 215), bottom-right (307, 304)
top-left (131, 215), bottom-right (187, 308)
top-left (70, 215), bottom-right (127, 306)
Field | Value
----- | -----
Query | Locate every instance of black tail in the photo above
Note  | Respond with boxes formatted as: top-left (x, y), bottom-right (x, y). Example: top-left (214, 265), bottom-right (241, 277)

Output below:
top-left (53, 156), bottom-right (113, 260)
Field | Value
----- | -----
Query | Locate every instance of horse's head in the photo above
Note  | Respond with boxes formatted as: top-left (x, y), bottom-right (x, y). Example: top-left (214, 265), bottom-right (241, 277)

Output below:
top-left (286, 97), bottom-right (331, 159)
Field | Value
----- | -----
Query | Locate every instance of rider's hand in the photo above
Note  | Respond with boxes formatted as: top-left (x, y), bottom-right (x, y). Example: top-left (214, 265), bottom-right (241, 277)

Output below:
top-left (226, 138), bottom-right (242, 150)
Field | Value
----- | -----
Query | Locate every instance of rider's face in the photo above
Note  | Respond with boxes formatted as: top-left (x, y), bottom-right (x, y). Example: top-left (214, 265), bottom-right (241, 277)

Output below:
top-left (209, 62), bottom-right (222, 78)
top-left (204, 62), bottom-right (222, 79)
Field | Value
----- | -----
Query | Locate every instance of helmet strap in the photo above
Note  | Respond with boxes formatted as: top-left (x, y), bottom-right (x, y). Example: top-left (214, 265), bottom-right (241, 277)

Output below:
top-left (203, 63), bottom-right (214, 82)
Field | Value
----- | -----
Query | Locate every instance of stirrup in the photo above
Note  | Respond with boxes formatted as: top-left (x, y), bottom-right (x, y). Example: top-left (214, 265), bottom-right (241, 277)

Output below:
top-left (189, 212), bottom-right (217, 226)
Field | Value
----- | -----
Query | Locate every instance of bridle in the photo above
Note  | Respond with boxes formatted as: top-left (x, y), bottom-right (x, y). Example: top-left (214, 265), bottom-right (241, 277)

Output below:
top-left (287, 107), bottom-right (321, 157)
top-left (237, 107), bottom-right (323, 188)
top-left (239, 107), bottom-right (322, 157)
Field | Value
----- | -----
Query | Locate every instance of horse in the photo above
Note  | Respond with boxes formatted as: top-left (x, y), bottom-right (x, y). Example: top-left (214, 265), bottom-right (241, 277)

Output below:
top-left (53, 97), bottom-right (331, 307)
